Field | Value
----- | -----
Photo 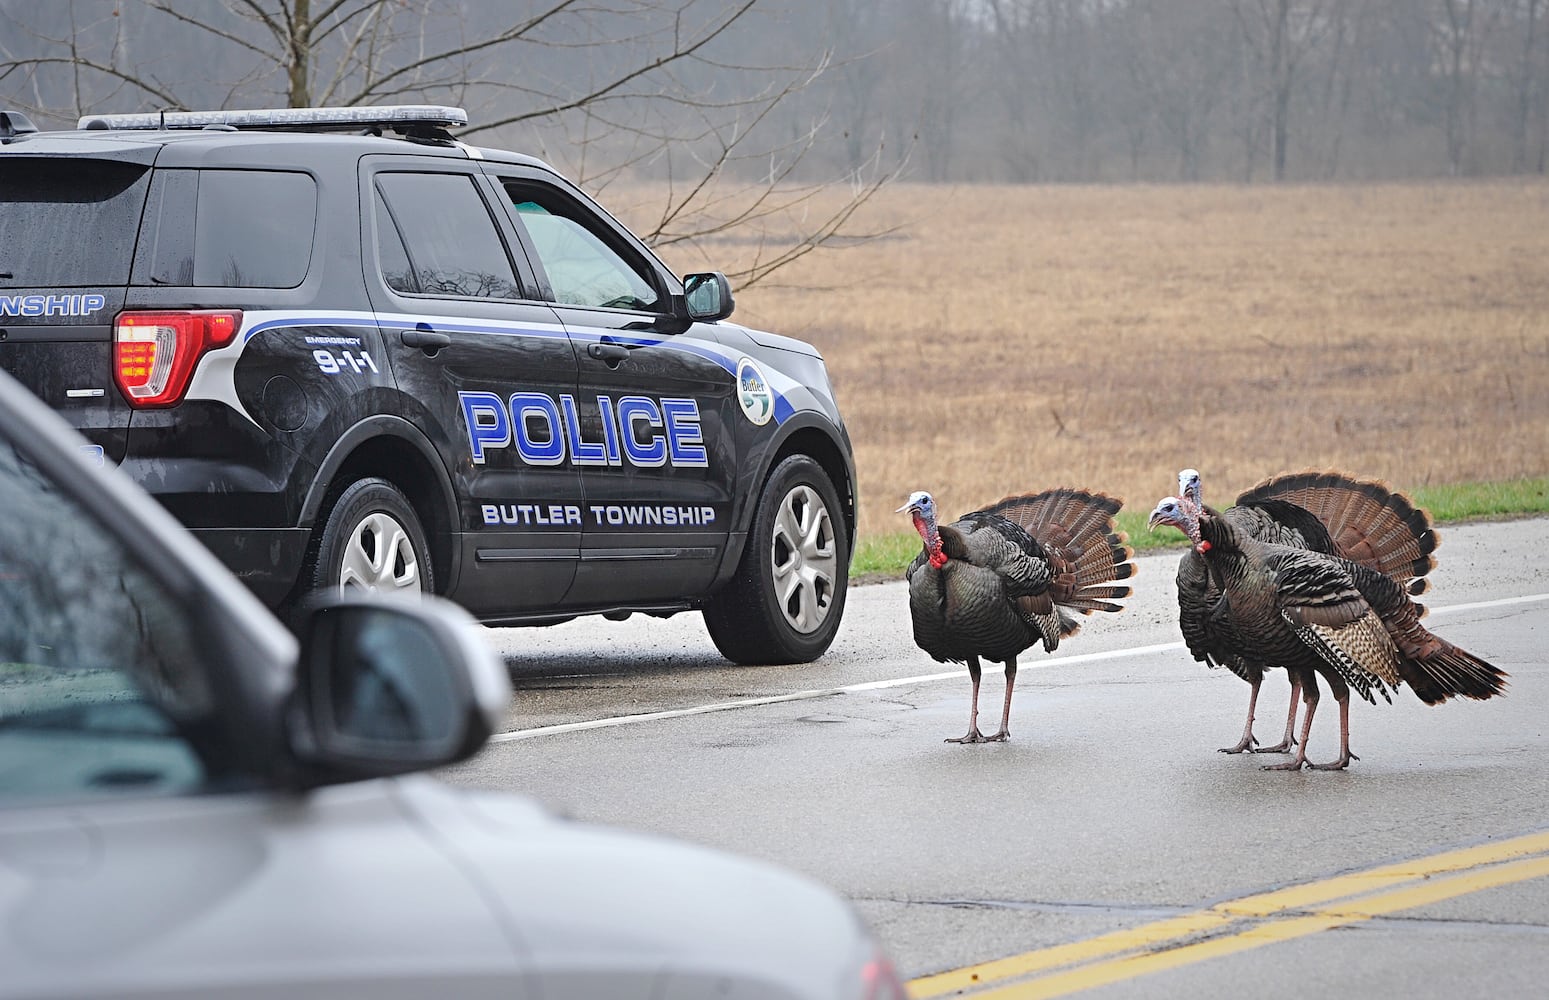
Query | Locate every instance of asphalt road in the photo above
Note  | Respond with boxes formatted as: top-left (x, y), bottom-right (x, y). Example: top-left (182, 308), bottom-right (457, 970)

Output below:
top-left (444, 518), bottom-right (1549, 998)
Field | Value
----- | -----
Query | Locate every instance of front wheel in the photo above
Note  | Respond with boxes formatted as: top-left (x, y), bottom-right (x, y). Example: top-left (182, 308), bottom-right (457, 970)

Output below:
top-left (307, 478), bottom-right (433, 598)
top-left (703, 455), bottom-right (849, 665)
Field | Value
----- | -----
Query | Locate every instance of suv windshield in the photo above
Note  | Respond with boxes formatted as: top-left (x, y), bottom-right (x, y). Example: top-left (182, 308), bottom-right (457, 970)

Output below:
top-left (0, 158), bottom-right (151, 287)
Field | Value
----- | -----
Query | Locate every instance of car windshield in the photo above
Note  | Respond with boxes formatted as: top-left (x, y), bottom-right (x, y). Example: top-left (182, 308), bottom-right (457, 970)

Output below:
top-left (0, 437), bottom-right (218, 805)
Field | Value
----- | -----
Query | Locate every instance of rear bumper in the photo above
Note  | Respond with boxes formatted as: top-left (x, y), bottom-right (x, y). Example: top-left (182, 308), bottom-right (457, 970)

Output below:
top-left (189, 526), bottom-right (310, 607)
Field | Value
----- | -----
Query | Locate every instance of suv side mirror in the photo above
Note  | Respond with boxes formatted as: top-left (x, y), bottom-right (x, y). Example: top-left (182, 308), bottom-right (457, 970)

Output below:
top-left (683, 271), bottom-right (735, 322)
top-left (286, 595), bottom-right (511, 784)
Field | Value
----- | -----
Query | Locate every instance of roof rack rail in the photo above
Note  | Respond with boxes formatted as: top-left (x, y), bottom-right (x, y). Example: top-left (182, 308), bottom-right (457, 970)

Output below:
top-left (76, 105), bottom-right (467, 140)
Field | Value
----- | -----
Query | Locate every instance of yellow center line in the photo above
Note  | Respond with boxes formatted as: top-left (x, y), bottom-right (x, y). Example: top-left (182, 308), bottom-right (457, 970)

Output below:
top-left (905, 911), bottom-right (1239, 998)
top-left (975, 854), bottom-right (1549, 1000)
top-left (908, 829), bottom-right (1549, 999)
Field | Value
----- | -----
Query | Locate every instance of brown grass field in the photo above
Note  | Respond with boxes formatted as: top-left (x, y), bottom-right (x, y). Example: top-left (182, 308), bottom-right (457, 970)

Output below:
top-left (637, 180), bottom-right (1549, 542)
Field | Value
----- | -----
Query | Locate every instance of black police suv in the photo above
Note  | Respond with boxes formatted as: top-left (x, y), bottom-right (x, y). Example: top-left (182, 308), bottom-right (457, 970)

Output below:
top-left (0, 105), bottom-right (855, 664)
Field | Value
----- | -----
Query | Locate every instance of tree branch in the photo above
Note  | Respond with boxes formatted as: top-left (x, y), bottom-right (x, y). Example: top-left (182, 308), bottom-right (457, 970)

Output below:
top-left (457, 0), bottom-right (758, 134)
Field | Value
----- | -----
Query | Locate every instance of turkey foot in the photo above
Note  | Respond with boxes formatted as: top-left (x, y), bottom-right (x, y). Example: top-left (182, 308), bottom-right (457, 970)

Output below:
top-left (983, 729), bottom-right (1010, 742)
top-left (1219, 733), bottom-right (1257, 754)
top-left (1309, 750), bottom-right (1359, 771)
top-left (946, 729), bottom-right (989, 744)
top-left (1261, 756), bottom-right (1307, 771)
top-left (1250, 737), bottom-right (1295, 754)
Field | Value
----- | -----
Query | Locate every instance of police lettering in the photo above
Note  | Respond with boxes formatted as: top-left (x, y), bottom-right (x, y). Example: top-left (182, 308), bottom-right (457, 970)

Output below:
top-left (460, 391), bottom-right (708, 468)
top-left (480, 502), bottom-right (717, 528)
top-left (0, 293), bottom-right (107, 318)
top-left (590, 504), bottom-right (716, 527)
top-left (482, 503), bottom-right (583, 526)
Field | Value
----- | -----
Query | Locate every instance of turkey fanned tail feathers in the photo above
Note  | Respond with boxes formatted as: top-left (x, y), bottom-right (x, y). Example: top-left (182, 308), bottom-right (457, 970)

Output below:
top-left (977, 488), bottom-right (1137, 615)
top-left (1236, 470), bottom-right (1438, 595)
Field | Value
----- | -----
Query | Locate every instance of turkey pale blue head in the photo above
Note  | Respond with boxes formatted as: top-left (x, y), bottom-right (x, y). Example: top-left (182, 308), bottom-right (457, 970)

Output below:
top-left (896, 490), bottom-right (934, 518)
top-left (1178, 469), bottom-right (1203, 509)
top-left (1149, 495), bottom-right (1206, 550)
top-left (897, 490), bottom-right (946, 567)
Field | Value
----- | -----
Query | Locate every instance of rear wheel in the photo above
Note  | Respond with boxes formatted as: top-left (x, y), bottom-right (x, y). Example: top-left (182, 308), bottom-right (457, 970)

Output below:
top-left (703, 455), bottom-right (849, 664)
top-left (307, 478), bottom-right (433, 598)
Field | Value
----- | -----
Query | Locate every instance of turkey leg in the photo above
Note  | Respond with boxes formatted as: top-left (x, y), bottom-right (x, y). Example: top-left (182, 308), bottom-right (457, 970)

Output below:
top-left (1263, 676), bottom-right (1317, 771)
top-left (985, 659), bottom-right (1017, 742)
top-left (1221, 676), bottom-right (1261, 753)
top-left (1308, 692), bottom-right (1359, 770)
top-left (947, 656), bottom-right (987, 744)
top-left (1252, 675), bottom-right (1301, 754)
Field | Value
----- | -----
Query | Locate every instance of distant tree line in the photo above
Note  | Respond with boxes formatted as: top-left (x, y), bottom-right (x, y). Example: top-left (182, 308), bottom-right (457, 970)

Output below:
top-left (771, 0), bottom-right (1549, 182)
top-left (4, 0), bottom-right (1546, 185)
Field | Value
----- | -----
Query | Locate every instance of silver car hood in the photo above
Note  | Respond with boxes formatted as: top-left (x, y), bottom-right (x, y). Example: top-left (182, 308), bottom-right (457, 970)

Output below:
top-left (399, 776), bottom-right (875, 998)
top-left (1, 776), bottom-right (873, 999)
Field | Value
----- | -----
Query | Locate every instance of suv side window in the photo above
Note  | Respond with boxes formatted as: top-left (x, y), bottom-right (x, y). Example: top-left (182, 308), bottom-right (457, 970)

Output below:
top-left (0, 441), bottom-right (214, 805)
top-left (504, 184), bottom-right (661, 312)
top-left (130, 168), bottom-right (317, 288)
top-left (375, 198), bottom-right (417, 296)
top-left (375, 172), bottom-right (522, 299)
top-left (194, 170), bottom-right (316, 287)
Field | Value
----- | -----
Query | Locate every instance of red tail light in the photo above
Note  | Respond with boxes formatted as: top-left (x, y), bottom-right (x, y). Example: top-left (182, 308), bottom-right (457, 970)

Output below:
top-left (114, 310), bottom-right (241, 407)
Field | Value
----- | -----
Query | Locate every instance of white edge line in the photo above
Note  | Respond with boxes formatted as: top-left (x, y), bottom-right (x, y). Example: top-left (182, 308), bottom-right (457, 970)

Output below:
top-left (1425, 592), bottom-right (1549, 616)
top-left (488, 594), bottom-right (1549, 744)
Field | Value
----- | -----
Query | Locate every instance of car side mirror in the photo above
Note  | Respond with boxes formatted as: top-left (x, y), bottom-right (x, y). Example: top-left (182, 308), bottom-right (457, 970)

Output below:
top-left (286, 595), bottom-right (511, 784)
top-left (683, 271), bottom-right (735, 322)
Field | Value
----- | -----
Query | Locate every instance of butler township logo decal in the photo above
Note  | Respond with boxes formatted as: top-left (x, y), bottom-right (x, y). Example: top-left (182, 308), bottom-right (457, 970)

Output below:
top-left (737, 357), bottom-right (773, 426)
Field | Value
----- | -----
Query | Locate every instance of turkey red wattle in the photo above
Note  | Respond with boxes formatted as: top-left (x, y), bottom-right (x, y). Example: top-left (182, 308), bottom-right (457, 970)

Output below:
top-left (910, 510), bottom-right (947, 568)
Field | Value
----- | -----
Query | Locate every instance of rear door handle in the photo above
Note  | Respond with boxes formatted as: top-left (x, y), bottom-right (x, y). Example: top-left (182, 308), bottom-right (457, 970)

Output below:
top-left (401, 324), bottom-right (451, 352)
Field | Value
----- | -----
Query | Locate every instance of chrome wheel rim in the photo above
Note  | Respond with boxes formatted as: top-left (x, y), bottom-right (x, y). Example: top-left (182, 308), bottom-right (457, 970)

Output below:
top-left (339, 510), bottom-right (422, 595)
top-left (769, 483), bottom-right (837, 634)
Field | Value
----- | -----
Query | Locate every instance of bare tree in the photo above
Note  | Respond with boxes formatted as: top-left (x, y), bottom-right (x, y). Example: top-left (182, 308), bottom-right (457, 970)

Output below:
top-left (1508, 0), bottom-right (1544, 171)
top-left (1113, 0), bottom-right (1234, 181)
top-left (1417, 0), bottom-right (1509, 176)
top-left (0, 0), bottom-right (897, 287)
top-left (1234, 0), bottom-right (1339, 181)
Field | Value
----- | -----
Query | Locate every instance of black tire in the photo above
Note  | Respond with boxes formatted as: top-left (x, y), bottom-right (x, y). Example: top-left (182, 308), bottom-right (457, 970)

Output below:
top-left (703, 454), bottom-right (849, 665)
top-left (306, 478), bottom-right (434, 599)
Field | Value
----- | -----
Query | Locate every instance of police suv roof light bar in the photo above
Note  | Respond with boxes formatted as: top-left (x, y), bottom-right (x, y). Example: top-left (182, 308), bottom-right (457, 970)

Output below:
top-left (76, 105), bottom-right (468, 139)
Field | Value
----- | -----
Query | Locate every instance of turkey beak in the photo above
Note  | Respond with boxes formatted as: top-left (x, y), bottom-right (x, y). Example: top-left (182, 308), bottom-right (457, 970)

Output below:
top-left (895, 500), bottom-right (918, 515)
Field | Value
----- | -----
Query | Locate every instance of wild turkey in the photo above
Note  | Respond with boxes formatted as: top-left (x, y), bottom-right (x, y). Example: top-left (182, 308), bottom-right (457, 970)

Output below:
top-left (897, 488), bottom-right (1136, 743)
top-left (1172, 469), bottom-right (1439, 755)
top-left (1148, 495), bottom-right (1506, 770)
